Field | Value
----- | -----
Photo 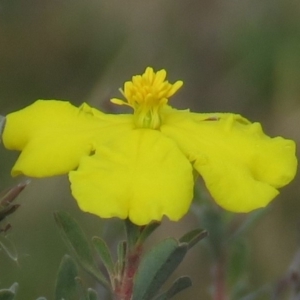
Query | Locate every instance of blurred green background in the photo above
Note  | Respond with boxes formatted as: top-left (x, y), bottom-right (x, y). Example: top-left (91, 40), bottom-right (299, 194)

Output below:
top-left (0, 0), bottom-right (299, 299)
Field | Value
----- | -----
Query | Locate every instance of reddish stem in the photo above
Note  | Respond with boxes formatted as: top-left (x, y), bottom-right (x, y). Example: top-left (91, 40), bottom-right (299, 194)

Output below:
top-left (114, 245), bottom-right (143, 300)
top-left (212, 257), bottom-right (228, 300)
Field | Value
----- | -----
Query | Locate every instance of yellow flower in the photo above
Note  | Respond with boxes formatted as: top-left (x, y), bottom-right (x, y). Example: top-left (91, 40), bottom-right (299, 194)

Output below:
top-left (1, 67), bottom-right (297, 225)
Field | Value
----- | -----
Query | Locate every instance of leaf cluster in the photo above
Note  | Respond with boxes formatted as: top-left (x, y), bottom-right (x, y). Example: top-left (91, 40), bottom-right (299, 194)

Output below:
top-left (54, 211), bottom-right (208, 300)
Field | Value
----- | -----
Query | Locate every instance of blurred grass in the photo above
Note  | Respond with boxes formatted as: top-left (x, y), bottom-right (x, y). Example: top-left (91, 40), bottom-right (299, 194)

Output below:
top-left (0, 0), bottom-right (299, 299)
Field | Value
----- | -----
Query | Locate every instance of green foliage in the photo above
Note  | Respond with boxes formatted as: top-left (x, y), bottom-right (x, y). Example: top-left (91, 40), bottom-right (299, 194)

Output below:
top-left (0, 283), bottom-right (18, 300)
top-left (87, 289), bottom-right (98, 300)
top-left (179, 228), bottom-right (208, 250)
top-left (92, 237), bottom-right (115, 285)
top-left (132, 228), bottom-right (207, 300)
top-left (132, 238), bottom-right (188, 300)
top-left (154, 277), bottom-right (192, 300)
top-left (54, 211), bottom-right (109, 289)
top-left (55, 255), bottom-right (100, 300)
top-left (54, 211), bottom-right (207, 299)
top-left (55, 255), bottom-right (79, 300)
top-left (0, 184), bottom-right (50, 300)
top-left (124, 219), bottom-right (141, 249)
top-left (0, 184), bottom-right (276, 300)
top-left (0, 291), bottom-right (15, 300)
top-left (136, 222), bottom-right (161, 246)
top-left (116, 240), bottom-right (127, 278)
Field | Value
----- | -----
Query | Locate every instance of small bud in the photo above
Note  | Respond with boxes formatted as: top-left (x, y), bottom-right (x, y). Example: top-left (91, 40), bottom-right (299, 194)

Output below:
top-left (0, 180), bottom-right (30, 230)
top-left (0, 180), bottom-right (30, 207)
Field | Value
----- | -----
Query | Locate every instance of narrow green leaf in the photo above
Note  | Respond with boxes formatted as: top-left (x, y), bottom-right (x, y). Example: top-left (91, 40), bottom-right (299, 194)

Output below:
top-left (87, 288), bottom-right (98, 300)
top-left (132, 238), bottom-right (188, 300)
top-left (125, 219), bottom-right (140, 249)
top-left (179, 229), bottom-right (208, 250)
top-left (54, 211), bottom-right (109, 288)
top-left (137, 222), bottom-right (161, 245)
top-left (165, 276), bottom-right (192, 298)
top-left (36, 297), bottom-right (47, 300)
top-left (116, 241), bottom-right (127, 276)
top-left (55, 255), bottom-right (78, 300)
top-left (0, 290), bottom-right (15, 300)
top-left (54, 211), bottom-right (93, 265)
top-left (154, 276), bottom-right (192, 300)
top-left (92, 237), bottom-right (115, 277)
top-left (75, 277), bottom-right (89, 300)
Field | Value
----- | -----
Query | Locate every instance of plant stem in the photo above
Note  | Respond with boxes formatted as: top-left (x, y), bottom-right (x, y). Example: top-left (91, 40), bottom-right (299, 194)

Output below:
top-left (114, 244), bottom-right (143, 300)
top-left (212, 257), bottom-right (227, 300)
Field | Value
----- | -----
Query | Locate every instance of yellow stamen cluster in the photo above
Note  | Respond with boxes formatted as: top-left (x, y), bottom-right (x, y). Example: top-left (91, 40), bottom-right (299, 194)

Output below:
top-left (111, 67), bottom-right (183, 129)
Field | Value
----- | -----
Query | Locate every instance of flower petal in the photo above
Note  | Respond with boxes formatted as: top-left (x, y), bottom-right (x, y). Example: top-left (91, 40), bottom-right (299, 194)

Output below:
top-left (2, 100), bottom-right (133, 177)
top-left (69, 129), bottom-right (194, 225)
top-left (161, 109), bottom-right (297, 212)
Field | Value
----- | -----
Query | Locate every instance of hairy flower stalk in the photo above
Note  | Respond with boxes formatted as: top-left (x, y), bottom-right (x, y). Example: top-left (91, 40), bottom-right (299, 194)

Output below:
top-left (114, 244), bottom-right (143, 300)
top-left (0, 67), bottom-right (297, 225)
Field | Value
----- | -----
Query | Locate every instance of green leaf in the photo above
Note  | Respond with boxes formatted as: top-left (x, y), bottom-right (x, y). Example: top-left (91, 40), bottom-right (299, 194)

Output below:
top-left (74, 277), bottom-right (89, 300)
top-left (87, 288), bottom-right (98, 300)
top-left (54, 211), bottom-right (92, 265)
top-left (179, 229), bottom-right (208, 250)
top-left (54, 211), bottom-right (109, 288)
top-left (116, 240), bottom-right (127, 276)
top-left (132, 238), bottom-right (188, 300)
top-left (137, 222), bottom-right (161, 245)
top-left (55, 255), bottom-right (79, 300)
top-left (124, 219), bottom-right (140, 249)
top-left (92, 237), bottom-right (115, 278)
top-left (154, 276), bottom-right (192, 300)
top-left (0, 290), bottom-right (15, 300)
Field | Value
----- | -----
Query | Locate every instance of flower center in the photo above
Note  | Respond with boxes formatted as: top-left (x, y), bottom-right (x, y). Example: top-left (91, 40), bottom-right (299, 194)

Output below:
top-left (111, 67), bottom-right (183, 129)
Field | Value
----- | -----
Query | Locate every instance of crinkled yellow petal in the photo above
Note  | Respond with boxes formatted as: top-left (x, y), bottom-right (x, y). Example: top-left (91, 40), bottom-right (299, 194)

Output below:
top-left (161, 108), bottom-right (297, 212)
top-left (69, 129), bottom-right (194, 225)
top-left (2, 100), bottom-right (133, 177)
